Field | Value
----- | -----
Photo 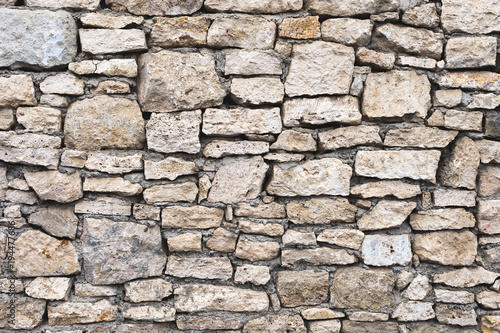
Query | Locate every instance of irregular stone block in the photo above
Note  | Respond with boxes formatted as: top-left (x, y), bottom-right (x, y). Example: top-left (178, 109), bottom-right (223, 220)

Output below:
top-left (150, 16), bottom-right (210, 48)
top-left (342, 321), bottom-right (399, 333)
top-left (176, 315), bottom-right (243, 330)
top-left (106, 0), bottom-right (203, 15)
top-left (235, 239), bottom-right (280, 261)
top-left (235, 202), bottom-right (285, 219)
top-left (92, 80), bottom-right (130, 94)
top-left (124, 279), bottom-right (172, 303)
top-left (361, 234), bottom-right (412, 266)
top-left (477, 291), bottom-right (500, 309)
top-left (271, 130), bottom-right (316, 152)
top-left (444, 109), bottom-right (483, 132)
top-left (285, 41), bottom-right (354, 97)
top-left (356, 47), bottom-right (395, 70)
top-left (0, 9), bottom-right (77, 68)
top-left (441, 0), bottom-right (500, 33)
top-left (286, 198), bottom-right (356, 224)
top-left (123, 305), bottom-right (175, 322)
top-left (28, 206), bottom-right (79, 239)
top-left (392, 301), bottom-right (435, 321)
top-left (143, 182), bottom-right (198, 204)
top-left (446, 36), bottom-right (497, 68)
top-left (40, 73), bottom-right (84, 95)
top-left (402, 3), bottom-right (439, 28)
top-left (167, 232), bottom-right (201, 252)
top-left (85, 152), bottom-right (143, 174)
top-left (414, 231), bottom-right (477, 266)
top-left (204, 140), bottom-right (269, 158)
top-left (439, 136), bottom-right (480, 190)
top-left (0, 296), bottom-right (45, 330)
top-left (351, 180), bottom-right (421, 199)
top-left (319, 125), bottom-right (381, 150)
top-left (133, 204), bottom-right (160, 221)
top-left (239, 220), bottom-right (284, 237)
top-left (243, 315), bottom-right (306, 333)
top-left (0, 75), bottom-right (36, 107)
top-left (317, 229), bottom-right (364, 250)
top-left (48, 300), bottom-right (118, 325)
top-left (435, 305), bottom-right (476, 326)
top-left (166, 256), bottom-right (232, 280)
top-left (396, 55), bottom-right (437, 70)
top-left (144, 157), bottom-right (197, 180)
top-left (230, 77), bottom-right (284, 105)
top-left (74, 284), bottom-right (119, 297)
top-left (410, 208), bottom-right (476, 230)
top-left (433, 267), bottom-right (499, 287)
top-left (25, 171), bottom-right (82, 203)
top-left (279, 17), bottom-right (320, 39)
top-left (206, 227), bottom-right (237, 252)
top-left (478, 200), bottom-right (500, 234)
top-left (479, 166), bottom-right (500, 197)
top-left (205, 0), bottom-right (302, 13)
top-left (384, 127), bottom-right (457, 148)
top-left (25, 277), bottom-right (72, 301)
top-left (234, 265), bottom-right (270, 285)
top-left (26, 0), bottom-right (99, 9)
top-left (307, 0), bottom-right (398, 16)
top-left (301, 308), bottom-right (344, 321)
top-left (321, 19), bottom-right (373, 46)
top-left (81, 12), bottom-right (144, 28)
top-left (138, 51), bottom-right (225, 112)
top-left (16, 106), bottom-right (61, 133)
top-left (69, 59), bottom-right (138, 77)
top-left (225, 50), bottom-right (282, 75)
top-left (162, 206), bottom-right (223, 229)
top-left (277, 270), bottom-right (329, 307)
top-left (438, 71), bottom-right (500, 91)
top-left (308, 320), bottom-right (341, 333)
top-left (83, 177), bottom-right (142, 196)
top-left (207, 17), bottom-right (276, 49)
top-left (435, 289), bottom-right (474, 304)
top-left (0, 132), bottom-right (60, 169)
top-left (281, 248), bottom-right (357, 267)
top-left (0, 108), bottom-right (15, 130)
top-left (358, 200), bottom-right (416, 231)
top-left (433, 89), bottom-right (462, 107)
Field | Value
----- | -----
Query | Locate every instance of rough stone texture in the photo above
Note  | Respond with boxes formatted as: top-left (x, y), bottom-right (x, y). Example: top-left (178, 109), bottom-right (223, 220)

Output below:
top-left (356, 47), bottom-right (395, 70)
top-left (25, 277), bottom-right (72, 301)
top-left (75, 197), bottom-right (131, 216)
top-left (144, 157), bottom-right (197, 180)
top-left (444, 110), bottom-right (483, 132)
top-left (225, 50), bottom-right (282, 75)
top-left (83, 177), bottom-right (142, 196)
top-left (0, 75), bottom-right (36, 107)
top-left (0, 108), bottom-right (15, 130)
top-left (124, 279), bottom-right (172, 302)
top-left (235, 239), bottom-right (280, 261)
top-left (436, 305), bottom-right (476, 326)
top-left (205, 0), bottom-right (302, 13)
top-left (410, 208), bottom-right (476, 230)
top-left (122, 305), bottom-right (175, 322)
top-left (351, 180), bottom-right (421, 199)
top-left (319, 125), bottom-right (381, 151)
top-left (105, 0), bottom-right (203, 16)
top-left (357, 200), bottom-right (416, 230)
top-left (162, 206), bottom-right (223, 229)
top-left (230, 77), bottom-right (284, 105)
top-left (234, 265), bottom-right (270, 285)
top-left (28, 206), bottom-right (79, 239)
top-left (0, 9), bottom-right (77, 68)
top-left (384, 127), bottom-right (457, 148)
top-left (138, 51), bottom-right (225, 112)
top-left (26, 0), bottom-right (99, 9)
top-left (48, 300), bottom-right (118, 325)
top-left (271, 130), bottom-right (316, 152)
top-left (69, 59), bottom-right (138, 77)
top-left (342, 321), bottom-right (399, 333)
top-left (439, 137), bottom-right (480, 190)
top-left (282, 230), bottom-right (317, 246)
top-left (0, 296), bottom-right (46, 330)
top-left (85, 152), bottom-right (143, 174)
top-left (243, 315), bottom-right (306, 333)
top-left (479, 166), bottom-right (500, 197)
top-left (279, 17), bottom-right (320, 39)
top-left (433, 188), bottom-right (476, 207)
top-left (287, 198), bottom-right (356, 224)
top-left (361, 234), bottom-right (412, 266)
top-left (478, 200), bottom-right (500, 234)
top-left (438, 71), bottom-right (500, 92)
top-left (402, 3), bottom-right (439, 28)
top-left (80, 12), bottom-right (143, 28)
top-left (441, 0), bottom-right (500, 34)
top-left (166, 256), bottom-right (232, 280)
top-left (321, 19), bottom-right (373, 46)
top-left (317, 229), bottom-right (364, 250)
top-left (392, 302), bottom-right (435, 321)
top-left (433, 267), bottom-right (500, 287)
top-left (285, 41), bottom-right (355, 97)
top-left (414, 231), bottom-right (477, 266)
top-left (435, 289), bottom-right (475, 304)
top-left (206, 227), bottom-right (237, 252)
top-left (168, 232), bottom-right (201, 252)
top-left (144, 182), bottom-right (198, 204)
top-left (307, 0), bottom-right (398, 16)
top-left (81, 218), bottom-right (166, 284)
top-left (25, 171), bottom-right (83, 203)
top-left (40, 74), bottom-right (84, 96)
top-left (150, 17), bottom-right (210, 48)
top-left (277, 270), bottom-right (329, 307)
top-left (204, 140), bottom-right (269, 158)
top-left (17, 107), bottom-right (62, 133)
top-left (207, 18), bottom-right (276, 49)
top-left (282, 248), bottom-right (357, 267)
top-left (445, 36), bottom-right (497, 69)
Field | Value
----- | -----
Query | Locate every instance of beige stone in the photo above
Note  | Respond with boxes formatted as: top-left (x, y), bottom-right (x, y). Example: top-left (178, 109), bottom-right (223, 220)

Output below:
top-left (384, 127), bottom-right (457, 148)
top-left (144, 157), bottom-right (197, 180)
top-left (0, 108), bottom-right (14, 130)
top-left (243, 315), bottom-right (306, 333)
top-left (85, 152), bottom-right (143, 174)
top-left (207, 17), bottom-right (276, 49)
top-left (414, 231), bottom-right (477, 266)
top-left (0, 279), bottom-right (23, 293)
top-left (435, 289), bottom-right (474, 304)
top-left (166, 256), bottom-right (232, 280)
top-left (277, 269), bottom-right (328, 307)
top-left (392, 302), bottom-right (435, 321)
top-left (271, 130), bottom-right (316, 152)
top-left (321, 19), bottom-right (372, 46)
top-left (438, 71), bottom-right (500, 92)
top-left (402, 3), bottom-right (439, 28)
top-left (446, 36), bottom-right (497, 69)
top-left (482, 316), bottom-right (500, 332)
top-left (60, 150), bottom-right (86, 168)
top-left (239, 220), bottom-right (284, 237)
top-left (282, 230), bottom-right (317, 246)
top-left (287, 198), bottom-right (356, 224)
top-left (351, 180), bottom-right (421, 199)
top-left (439, 136), bottom-right (480, 189)
top-left (74, 284), bottom-right (119, 297)
top-left (25, 277), bottom-right (72, 301)
top-left (122, 305), bottom-right (175, 322)
top-left (0, 75), bottom-right (36, 107)
top-left (356, 47), bottom-right (395, 70)
top-left (69, 59), bottom-right (138, 77)
top-left (410, 208), bottom-right (476, 231)
top-left (433, 264), bottom-right (498, 288)
top-left (26, 0), bottom-right (99, 9)
top-left (230, 77), bottom-right (284, 105)
top-left (396, 55), bottom-right (437, 70)
top-left (358, 200), bottom-right (416, 231)
top-left (167, 233), bottom-right (201, 252)
top-left (478, 200), bottom-right (500, 234)
top-left (467, 93), bottom-right (500, 110)
top-left (282, 247), bottom-right (357, 267)
top-left (106, 0), bottom-right (203, 15)
top-left (435, 305), bottom-right (476, 326)
top-left (349, 312), bottom-right (389, 322)
top-left (441, 0), bottom-right (500, 33)
top-left (319, 125), bottom-right (381, 151)
top-left (264, 153), bottom-right (305, 163)
top-left (433, 89), bottom-right (462, 107)
top-left (342, 321), bottom-right (399, 333)
top-left (317, 229), bottom-right (364, 250)
top-left (402, 275), bottom-right (431, 300)
top-left (206, 227), bottom-right (237, 252)
top-left (427, 109), bottom-right (445, 127)
top-left (149, 16), bottom-right (209, 48)
top-left (197, 174), bottom-right (211, 203)
top-left (81, 12), bottom-right (143, 28)
top-left (123, 279), bottom-right (172, 303)
top-left (361, 234), bottom-right (412, 266)
top-left (279, 16), bottom-right (320, 39)
top-left (202, 107), bottom-right (281, 136)
top-left (235, 239), bottom-right (280, 261)
top-left (83, 177), bottom-right (142, 196)
top-left (4, 190), bottom-right (37, 205)
top-left (161, 206), bottom-right (223, 229)
top-left (0, 296), bottom-right (45, 330)
top-left (28, 206), bottom-right (78, 239)
top-left (205, 0), bottom-right (302, 13)
top-left (48, 300), bottom-right (118, 325)
top-left (143, 182), bottom-right (198, 204)
top-left (75, 197), bottom-right (131, 215)
top-left (285, 41), bottom-right (354, 97)
top-left (477, 291), bottom-right (500, 309)
top-left (433, 188), bottom-right (476, 207)
top-left (301, 308), bottom-right (344, 320)
top-left (80, 29), bottom-right (147, 54)
top-left (92, 80), bottom-right (130, 94)
top-left (40, 73), bottom-right (84, 95)
top-left (235, 202), bottom-right (285, 219)
top-left (17, 106), bottom-right (62, 134)
top-left (479, 166), bottom-right (500, 197)
top-left (176, 315), bottom-right (243, 331)
top-left (307, 0), bottom-right (398, 16)
top-left (225, 50), bottom-right (282, 76)
top-left (234, 265), bottom-right (270, 285)
top-left (25, 171), bottom-right (82, 203)
top-left (444, 109), bottom-right (483, 131)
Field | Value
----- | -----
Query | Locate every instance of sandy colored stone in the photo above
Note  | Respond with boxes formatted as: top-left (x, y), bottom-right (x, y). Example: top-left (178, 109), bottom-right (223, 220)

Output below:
top-left (144, 157), bottom-right (197, 180)
top-left (234, 265), bottom-right (270, 286)
top-left (60, 150), bottom-right (86, 168)
top-left (4, 190), bottom-right (37, 205)
top-left (106, 0), bottom-right (203, 15)
top-left (282, 247), bottom-right (357, 267)
top-left (478, 200), bottom-right (500, 234)
top-left (435, 305), bottom-right (476, 326)
top-left (74, 284), bottom-right (119, 297)
top-left (16, 106), bottom-right (61, 133)
top-left (28, 206), bottom-right (78, 239)
top-left (438, 71), bottom-right (500, 91)
top-left (122, 305), bottom-right (175, 322)
top-left (433, 89), bottom-right (462, 107)
top-left (243, 315), bottom-right (306, 333)
top-left (0, 75), bottom-right (36, 107)
top-left (321, 18), bottom-right (372, 46)
top-left (467, 93), bottom-right (500, 110)
top-left (319, 125), bottom-right (381, 151)
top-left (282, 96), bottom-right (361, 126)
top-left (85, 152), bottom-right (143, 174)
top-left (25, 277), bottom-right (72, 301)
top-left (230, 77), bottom-right (284, 106)
top-left (361, 234), bottom-right (412, 266)
top-left (92, 80), bottom-right (130, 94)
top-left (444, 110), bottom-right (483, 132)
top-left (349, 312), bottom-right (389, 322)
top-left (48, 300), bottom-right (118, 325)
top-left (150, 16), bottom-right (209, 48)
top-left (446, 36), bottom-right (497, 69)
top-left (434, 266), bottom-right (500, 288)
top-left (146, 111), bottom-right (201, 154)
top-left (479, 166), bottom-right (500, 197)
top-left (402, 275), bottom-right (431, 300)
top-left (239, 220), bottom-right (284, 236)
top-left (204, 140), bottom-right (269, 158)
top-left (285, 41), bottom-right (354, 97)
top-left (0, 108), bottom-right (14, 130)
top-left (83, 177), bottom-right (142, 196)
top-left (166, 256), bottom-right (232, 280)
top-left (317, 229), bottom-right (364, 250)
top-left (175, 284), bottom-right (269, 312)
top-left (433, 188), bottom-right (476, 207)
top-left (143, 182), bottom-right (198, 204)
top-left (483, 316), bottom-right (500, 332)
top-left (331, 267), bottom-right (394, 310)
top-left (208, 156), bottom-right (268, 204)
top-left (267, 158), bottom-right (352, 196)
top-left (75, 197), bottom-right (131, 216)
top-left (441, 0), bottom-right (500, 33)
top-left (25, 171), bottom-right (82, 203)
top-left (414, 231), bottom-right (477, 266)
top-left (410, 208), bottom-right (476, 231)
top-left (358, 200), bottom-right (416, 231)
top-left (402, 3), bottom-right (439, 28)
top-left (206, 227), bottom-right (237, 252)
top-left (384, 127), bottom-right (457, 148)
top-left (392, 302), bottom-right (435, 321)
top-left (79, 29), bottom-right (146, 55)
top-left (40, 94), bottom-right (69, 107)
top-left (234, 202), bottom-right (285, 219)
top-left (0, 278), bottom-right (23, 293)
top-left (301, 308), bottom-right (344, 320)
top-left (235, 239), bottom-right (280, 261)
top-left (203, 107), bottom-right (281, 136)
top-left (205, 0), bottom-right (302, 13)
top-left (271, 130), bottom-right (316, 152)
top-left (162, 206), bottom-right (223, 229)
top-left (356, 47), bottom-right (395, 70)
top-left (439, 136), bottom-right (480, 190)
top-left (26, 0), bottom-right (99, 9)
top-left (477, 291), bottom-right (500, 309)
top-left (167, 232), bottom-right (201, 252)
top-left (81, 12), bottom-right (143, 28)
top-left (287, 198), bottom-right (356, 224)
top-left (0, 296), bottom-right (46, 330)
top-left (81, 218), bottom-right (166, 285)
top-left (362, 70), bottom-right (431, 119)
top-left (279, 16), bottom-right (320, 39)
top-left (307, 0), bottom-right (398, 16)
top-left (277, 269), bottom-right (328, 307)
top-left (138, 51), bottom-right (225, 112)
top-left (176, 315), bottom-right (243, 330)
top-left (197, 174), bottom-right (211, 203)
top-left (351, 180), bottom-right (421, 199)
top-left (264, 153), bottom-right (305, 163)
top-left (40, 73), bottom-right (84, 95)
top-left (435, 289), bottom-right (474, 304)
top-left (282, 230), bottom-right (317, 246)
top-left (69, 59), bottom-right (138, 77)
top-left (124, 279), bottom-right (172, 303)
top-left (342, 321), bottom-right (399, 333)
top-left (396, 55), bottom-right (437, 70)
top-left (207, 17), bottom-right (276, 49)
top-left (14, 230), bottom-right (80, 277)
top-left (225, 50), bottom-right (282, 76)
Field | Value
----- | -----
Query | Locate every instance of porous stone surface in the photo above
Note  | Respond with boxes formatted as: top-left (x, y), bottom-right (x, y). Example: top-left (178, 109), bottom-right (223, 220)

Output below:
top-left (105, 0), bottom-right (203, 16)
top-left (277, 270), bottom-right (329, 307)
top-left (413, 231), bottom-right (477, 266)
top-left (205, 0), bottom-right (302, 13)
top-left (207, 18), bottom-right (276, 49)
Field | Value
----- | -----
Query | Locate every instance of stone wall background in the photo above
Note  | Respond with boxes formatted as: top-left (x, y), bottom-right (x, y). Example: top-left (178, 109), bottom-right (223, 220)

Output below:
top-left (0, 0), bottom-right (499, 332)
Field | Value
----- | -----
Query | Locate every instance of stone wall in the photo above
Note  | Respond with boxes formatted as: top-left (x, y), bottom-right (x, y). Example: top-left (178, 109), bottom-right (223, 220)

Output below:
top-left (0, 0), bottom-right (499, 332)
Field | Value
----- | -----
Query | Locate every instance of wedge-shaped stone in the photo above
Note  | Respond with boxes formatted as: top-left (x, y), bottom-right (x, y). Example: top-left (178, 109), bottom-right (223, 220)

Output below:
top-left (28, 206), bottom-right (78, 239)
top-left (441, 0), bottom-right (500, 34)
top-left (0, 132), bottom-right (60, 169)
top-left (205, 0), bottom-right (302, 13)
top-left (65, 96), bottom-right (145, 150)
top-left (138, 51), bottom-right (225, 112)
top-left (207, 18), bottom-right (276, 49)
top-left (208, 156), bottom-right (268, 204)
top-left (319, 125), bottom-right (381, 151)
top-left (26, 277), bottom-right (72, 301)
top-left (317, 229), bottom-right (364, 250)
top-left (144, 157), bottom-right (197, 180)
top-left (81, 12), bottom-right (144, 28)
top-left (286, 198), bottom-right (356, 224)
top-left (230, 77), bottom-right (284, 106)
top-left (48, 300), bottom-right (118, 325)
top-left (478, 200), bottom-right (500, 234)
top-left (75, 197), bottom-right (131, 215)
top-left (105, 0), bottom-right (203, 15)
top-left (361, 234), bottom-right (412, 266)
top-left (14, 230), bottom-right (80, 277)
top-left (81, 218), bottom-right (166, 285)
top-left (85, 152), bottom-right (143, 174)
top-left (143, 182), bottom-right (198, 204)
top-left (204, 140), bottom-right (269, 158)
top-left (358, 200), bottom-right (416, 231)
top-left (235, 239), bottom-right (280, 261)
top-left (433, 267), bottom-right (500, 287)
top-left (285, 41), bottom-right (354, 97)
top-left (166, 256), bottom-right (232, 280)
top-left (0, 296), bottom-right (46, 330)
top-left (174, 284), bottom-right (269, 312)
top-left (362, 70), bottom-right (431, 119)
top-left (26, 0), bottom-right (99, 9)
top-left (410, 208), bottom-right (476, 230)
top-left (25, 171), bottom-right (82, 203)
top-left (331, 267), bottom-right (394, 310)
top-left (402, 3), bottom-right (439, 28)
top-left (235, 202), bottom-right (285, 219)
top-left (277, 270), bottom-right (328, 307)
top-left (351, 181), bottom-right (421, 199)
top-left (385, 127), bottom-right (457, 148)
top-left (0, 75), bottom-right (36, 107)
top-left (446, 36), bottom-right (497, 69)
top-left (282, 96), bottom-right (361, 127)
top-left (162, 206), bottom-right (223, 229)
top-left (124, 279), bottom-right (172, 303)
top-left (392, 302), bottom-right (435, 321)
top-left (282, 248), bottom-right (357, 267)
top-left (321, 19), bottom-right (373, 46)
top-left (307, 0), bottom-right (398, 16)
top-left (355, 150), bottom-right (441, 183)
top-left (372, 24), bottom-right (443, 59)
top-left (439, 136), bottom-right (480, 190)
top-left (267, 158), bottom-right (352, 196)
top-left (69, 59), bottom-right (138, 77)
top-left (479, 166), bottom-right (500, 197)
top-left (83, 177), bottom-right (142, 196)
top-left (414, 231), bottom-right (477, 266)
top-left (225, 50), bottom-right (282, 76)
top-left (0, 9), bottom-right (77, 68)
top-left (150, 16), bottom-right (210, 48)
top-left (16, 107), bottom-right (61, 133)
top-left (202, 107), bottom-right (281, 136)
top-left (438, 71), bottom-right (500, 91)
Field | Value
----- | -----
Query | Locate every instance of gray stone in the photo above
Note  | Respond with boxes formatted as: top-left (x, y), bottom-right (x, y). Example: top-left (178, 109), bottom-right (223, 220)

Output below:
top-left (243, 315), bottom-right (306, 333)
top-left (0, 108), bottom-right (15, 130)
top-left (74, 284), bottom-right (119, 297)
top-left (207, 17), bottom-right (276, 49)
top-left (28, 206), bottom-right (78, 239)
top-left (122, 305), bottom-right (175, 322)
top-left (105, 0), bottom-right (203, 15)
top-left (76, 196), bottom-right (131, 216)
top-left (444, 110), bottom-right (483, 132)
top-left (0, 75), bottom-right (36, 107)
top-left (321, 19), bottom-right (373, 46)
top-left (40, 73), bottom-right (84, 95)
top-left (361, 234), bottom-right (412, 266)
top-left (176, 315), bottom-right (243, 331)
top-left (282, 230), bottom-right (317, 246)
top-left (307, 0), bottom-right (398, 16)
top-left (225, 50), bottom-right (282, 76)
top-left (467, 93), bottom-right (500, 110)
top-left (166, 256), bottom-right (232, 280)
top-left (401, 275), bottom-right (431, 300)
top-left (342, 321), bottom-right (399, 333)
top-left (479, 166), bottom-right (500, 197)
top-left (26, 0), bottom-right (99, 9)
top-left (277, 270), bottom-right (329, 307)
top-left (80, 12), bottom-right (144, 29)
top-left (281, 248), bottom-right (357, 267)
top-left (441, 0), bottom-right (500, 34)
top-left (435, 305), bottom-right (476, 326)
top-left (203, 107), bottom-right (281, 136)
top-left (477, 291), bottom-right (500, 309)
top-left (205, 0), bottom-right (302, 13)
top-left (435, 289), bottom-right (475, 304)
top-left (434, 89), bottom-right (462, 108)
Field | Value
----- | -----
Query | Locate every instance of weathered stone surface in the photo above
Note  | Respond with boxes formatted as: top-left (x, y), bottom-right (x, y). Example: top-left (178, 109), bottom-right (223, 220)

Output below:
top-left (402, 3), bottom-right (439, 28)
top-left (198, 174), bottom-right (211, 203)
top-left (203, 107), bottom-right (281, 136)
top-left (239, 220), bottom-right (284, 237)
top-left (479, 166), bottom-right (500, 197)
top-left (277, 270), bottom-right (328, 307)
top-left (235, 202), bottom-right (285, 219)
top-left (271, 130), bottom-right (316, 152)
top-left (287, 198), bottom-right (356, 224)
top-left (332, 267), bottom-right (394, 309)
top-left (444, 110), bottom-right (483, 132)
top-left (81, 12), bottom-right (143, 28)
top-left (85, 152), bottom-right (142, 174)
top-left (92, 80), bottom-right (130, 94)
top-left (355, 150), bottom-right (441, 182)
top-left (282, 230), bottom-right (317, 246)
top-left (438, 71), bottom-right (500, 91)
top-left (282, 247), bottom-right (357, 267)
top-left (167, 232), bottom-right (201, 252)
top-left (433, 188), bottom-right (477, 207)
top-left (433, 267), bottom-right (500, 287)
top-left (143, 182), bottom-right (198, 204)
top-left (282, 96), bottom-right (361, 126)
top-left (83, 177), bottom-right (142, 196)
top-left (361, 234), bottom-right (412, 266)
top-left (267, 158), bottom-right (352, 196)
top-left (81, 218), bottom-right (166, 284)
top-left (243, 315), bottom-right (306, 333)
top-left (175, 284), bottom-right (269, 312)
top-left (207, 17), bottom-right (276, 49)
top-left (358, 200), bottom-right (416, 231)
top-left (362, 70), bottom-right (431, 119)
top-left (4, 190), bottom-right (37, 205)
top-left (0, 169), bottom-right (7, 201)
top-left (439, 136), bottom-right (480, 190)
top-left (372, 24), bottom-right (443, 59)
top-left (25, 277), bottom-right (72, 301)
top-left (349, 312), bottom-right (388, 321)
top-left (317, 229), bottom-right (364, 250)
top-left (40, 73), bottom-right (84, 96)
top-left (230, 77), bottom-right (284, 106)
top-left (144, 157), bottom-right (197, 180)
top-left (28, 206), bottom-right (78, 239)
top-left (483, 316), bottom-right (500, 332)
top-left (176, 314), bottom-right (243, 330)
top-left (414, 231), bottom-right (477, 266)
top-left (138, 51), bottom-right (225, 112)
top-left (150, 16), bottom-right (209, 48)
top-left (0, 9), bottom-right (77, 68)
top-left (486, 115), bottom-right (500, 139)
top-left (0, 296), bottom-right (46, 330)
top-left (307, 0), bottom-right (398, 16)
top-left (225, 50), bottom-right (282, 75)
top-left (435, 305), bottom-right (476, 326)
top-left (205, 0), bottom-right (302, 13)
top-left (279, 16), bottom-right (320, 39)
top-left (124, 279), bottom-right (172, 303)
top-left (204, 140), bottom-right (269, 158)
top-left (69, 59), bottom-right (138, 77)
top-left (0, 108), bottom-right (14, 130)
top-left (123, 305), bottom-right (175, 322)
top-left (162, 206), bottom-right (223, 229)
top-left (0, 75), bottom-right (36, 107)
top-left (321, 19), bottom-right (372, 46)
top-left (74, 284), bottom-right (119, 297)
top-left (235, 239), bottom-right (280, 261)
top-left (392, 302), bottom-right (435, 321)
top-left (146, 111), bottom-right (201, 154)
top-left (446, 36), bottom-right (497, 69)
top-left (342, 321), bottom-right (399, 333)
top-left (25, 171), bottom-right (82, 203)
top-left (16, 107), bottom-right (61, 133)
top-left (166, 256), bottom-right (232, 280)
top-left (208, 157), bottom-right (268, 204)
top-left (467, 93), bottom-right (500, 110)
top-left (206, 227), bottom-right (237, 252)
top-left (385, 127), bottom-right (457, 148)
top-left (14, 230), bottom-right (80, 277)
top-left (285, 41), bottom-right (354, 97)
top-left (477, 291), bottom-right (500, 309)
top-left (0, 278), bottom-right (23, 293)
top-left (396, 55), bottom-right (437, 70)
top-left (302, 308), bottom-right (344, 321)
top-left (410, 208), bottom-right (476, 230)
top-left (308, 319), bottom-right (342, 333)
top-left (433, 89), bottom-right (462, 107)
top-left (319, 125), bottom-right (381, 151)
top-left (26, 0), bottom-right (99, 9)
top-left (75, 197), bottom-right (131, 215)
top-left (65, 96), bottom-right (145, 150)
top-left (234, 265), bottom-right (270, 285)
top-left (356, 47), bottom-right (395, 70)
top-left (351, 180), bottom-right (421, 199)
top-left (106, 0), bottom-right (203, 15)
top-left (48, 300), bottom-right (118, 325)
top-left (401, 275), bottom-right (431, 300)
top-left (441, 0), bottom-right (500, 33)
top-left (264, 153), bottom-right (305, 163)
top-left (435, 289), bottom-right (475, 304)
top-left (478, 200), bottom-right (500, 234)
